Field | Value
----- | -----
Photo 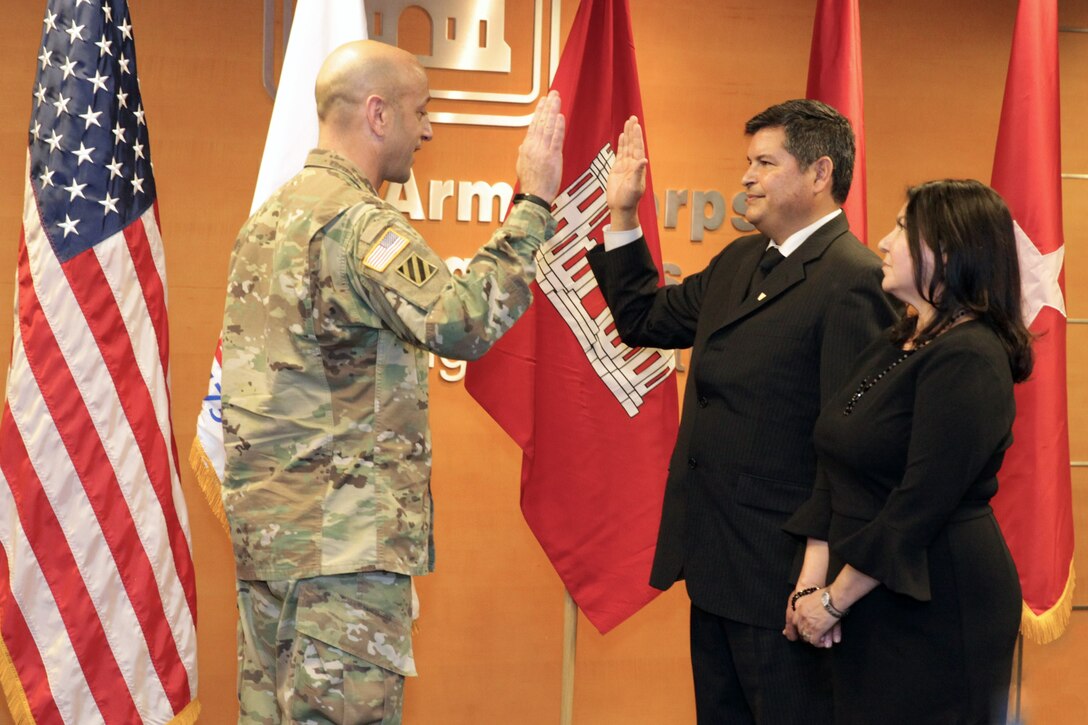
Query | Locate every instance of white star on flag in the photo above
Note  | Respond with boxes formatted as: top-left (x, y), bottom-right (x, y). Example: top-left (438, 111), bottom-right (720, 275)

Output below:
top-left (52, 92), bottom-right (70, 114)
top-left (73, 141), bottom-right (96, 165)
top-left (58, 213), bottom-right (80, 236)
top-left (65, 20), bottom-right (86, 44)
top-left (1014, 220), bottom-right (1065, 325)
top-left (62, 179), bottom-right (87, 201)
top-left (60, 56), bottom-right (78, 80)
top-left (88, 69), bottom-right (109, 92)
top-left (98, 191), bottom-right (119, 215)
top-left (79, 105), bottom-right (102, 128)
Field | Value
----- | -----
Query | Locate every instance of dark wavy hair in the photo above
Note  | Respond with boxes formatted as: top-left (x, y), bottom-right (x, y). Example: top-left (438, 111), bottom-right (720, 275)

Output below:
top-left (745, 99), bottom-right (855, 205)
top-left (890, 179), bottom-right (1033, 382)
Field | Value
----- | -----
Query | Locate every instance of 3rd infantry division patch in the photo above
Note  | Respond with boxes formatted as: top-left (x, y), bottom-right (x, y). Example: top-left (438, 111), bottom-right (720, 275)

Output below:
top-left (395, 253), bottom-right (438, 287)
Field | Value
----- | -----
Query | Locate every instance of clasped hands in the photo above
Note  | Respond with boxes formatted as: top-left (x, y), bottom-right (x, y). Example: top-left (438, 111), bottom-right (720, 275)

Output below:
top-left (783, 587), bottom-right (841, 649)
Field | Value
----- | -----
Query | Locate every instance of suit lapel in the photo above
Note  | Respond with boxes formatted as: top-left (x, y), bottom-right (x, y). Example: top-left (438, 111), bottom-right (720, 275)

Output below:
top-left (731, 239), bottom-right (769, 307)
top-left (711, 213), bottom-right (852, 334)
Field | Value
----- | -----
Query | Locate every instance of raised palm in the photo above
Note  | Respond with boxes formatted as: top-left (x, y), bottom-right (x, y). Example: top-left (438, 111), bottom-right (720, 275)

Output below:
top-left (606, 115), bottom-right (648, 218)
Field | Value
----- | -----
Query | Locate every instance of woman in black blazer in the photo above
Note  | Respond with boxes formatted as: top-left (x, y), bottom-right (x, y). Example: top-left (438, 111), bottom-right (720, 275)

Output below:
top-left (784, 179), bottom-right (1033, 723)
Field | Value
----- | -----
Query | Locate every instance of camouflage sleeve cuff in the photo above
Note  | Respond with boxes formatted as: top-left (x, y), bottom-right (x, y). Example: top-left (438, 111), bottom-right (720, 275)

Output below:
top-left (504, 200), bottom-right (558, 249)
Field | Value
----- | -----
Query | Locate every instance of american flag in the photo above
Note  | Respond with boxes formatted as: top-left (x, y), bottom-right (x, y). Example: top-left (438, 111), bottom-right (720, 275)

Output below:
top-left (0, 1), bottom-right (199, 722)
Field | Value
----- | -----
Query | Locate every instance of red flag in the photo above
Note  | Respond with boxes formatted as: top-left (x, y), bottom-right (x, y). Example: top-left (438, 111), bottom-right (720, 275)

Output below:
top-left (990, 0), bottom-right (1074, 643)
top-left (0, 1), bottom-right (199, 721)
top-left (465, 0), bottom-right (679, 634)
top-left (806, 0), bottom-right (867, 244)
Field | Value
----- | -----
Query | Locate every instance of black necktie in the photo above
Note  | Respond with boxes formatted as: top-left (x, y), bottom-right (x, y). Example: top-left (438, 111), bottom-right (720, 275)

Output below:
top-left (748, 245), bottom-right (785, 296)
top-left (759, 246), bottom-right (785, 274)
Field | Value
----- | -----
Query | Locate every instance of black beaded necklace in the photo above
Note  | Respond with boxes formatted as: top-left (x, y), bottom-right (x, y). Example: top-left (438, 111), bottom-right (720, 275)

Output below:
top-left (842, 338), bottom-right (932, 416)
top-left (842, 311), bottom-right (970, 416)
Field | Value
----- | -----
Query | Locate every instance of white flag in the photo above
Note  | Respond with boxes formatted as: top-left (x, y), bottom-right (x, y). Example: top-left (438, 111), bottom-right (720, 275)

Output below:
top-left (191, 0), bottom-right (369, 510)
top-left (251, 0), bottom-right (370, 212)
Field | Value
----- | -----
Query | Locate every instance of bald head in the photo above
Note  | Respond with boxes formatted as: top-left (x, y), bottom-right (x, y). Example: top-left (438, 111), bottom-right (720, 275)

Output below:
top-left (316, 40), bottom-right (424, 126)
top-left (314, 40), bottom-right (433, 186)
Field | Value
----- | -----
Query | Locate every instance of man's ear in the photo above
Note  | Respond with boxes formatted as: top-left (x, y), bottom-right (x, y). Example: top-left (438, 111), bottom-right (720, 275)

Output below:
top-left (365, 94), bottom-right (387, 137)
top-left (811, 156), bottom-right (833, 194)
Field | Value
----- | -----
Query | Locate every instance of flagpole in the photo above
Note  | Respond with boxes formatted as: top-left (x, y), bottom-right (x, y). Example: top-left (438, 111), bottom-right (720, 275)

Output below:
top-left (561, 589), bottom-right (578, 725)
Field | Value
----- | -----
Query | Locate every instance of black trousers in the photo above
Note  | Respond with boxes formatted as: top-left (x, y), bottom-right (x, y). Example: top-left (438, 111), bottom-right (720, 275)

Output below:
top-left (690, 604), bottom-right (833, 724)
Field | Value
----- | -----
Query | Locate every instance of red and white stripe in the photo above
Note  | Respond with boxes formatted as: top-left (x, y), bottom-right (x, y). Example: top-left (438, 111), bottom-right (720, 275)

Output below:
top-left (0, 154), bottom-right (197, 723)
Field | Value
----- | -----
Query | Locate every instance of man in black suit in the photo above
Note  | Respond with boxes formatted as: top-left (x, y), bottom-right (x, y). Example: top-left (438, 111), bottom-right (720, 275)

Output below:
top-left (588, 100), bottom-right (898, 723)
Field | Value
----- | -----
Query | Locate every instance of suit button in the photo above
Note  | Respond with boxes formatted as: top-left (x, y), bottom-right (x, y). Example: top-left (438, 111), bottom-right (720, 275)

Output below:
top-left (698, 396), bottom-right (708, 407)
top-left (688, 457), bottom-right (697, 469)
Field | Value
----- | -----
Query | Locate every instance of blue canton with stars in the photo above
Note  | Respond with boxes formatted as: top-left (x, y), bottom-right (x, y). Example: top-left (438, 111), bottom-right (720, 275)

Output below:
top-left (29, 0), bottom-right (155, 263)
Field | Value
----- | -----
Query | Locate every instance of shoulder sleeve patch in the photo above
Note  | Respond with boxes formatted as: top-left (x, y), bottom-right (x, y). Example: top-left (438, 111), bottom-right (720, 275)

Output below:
top-left (363, 228), bottom-right (411, 272)
top-left (395, 253), bottom-right (439, 287)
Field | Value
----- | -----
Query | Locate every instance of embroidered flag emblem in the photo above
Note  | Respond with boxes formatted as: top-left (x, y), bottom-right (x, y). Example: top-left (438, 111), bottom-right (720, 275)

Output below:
top-left (395, 253), bottom-right (438, 287)
top-left (363, 228), bottom-right (410, 271)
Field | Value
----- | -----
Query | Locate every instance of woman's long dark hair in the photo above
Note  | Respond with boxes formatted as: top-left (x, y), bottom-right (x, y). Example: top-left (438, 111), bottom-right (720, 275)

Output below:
top-left (889, 179), bottom-right (1034, 382)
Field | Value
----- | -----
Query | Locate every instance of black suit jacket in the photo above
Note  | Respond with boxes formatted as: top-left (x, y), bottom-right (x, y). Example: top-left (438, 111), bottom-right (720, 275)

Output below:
top-left (587, 214), bottom-right (898, 629)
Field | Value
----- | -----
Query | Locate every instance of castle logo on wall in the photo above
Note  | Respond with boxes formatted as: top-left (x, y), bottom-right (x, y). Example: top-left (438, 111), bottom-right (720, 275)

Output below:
top-left (366, 0), bottom-right (561, 127)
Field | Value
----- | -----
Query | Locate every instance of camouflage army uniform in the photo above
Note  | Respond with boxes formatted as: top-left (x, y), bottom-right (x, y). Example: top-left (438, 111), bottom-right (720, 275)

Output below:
top-left (236, 572), bottom-right (413, 724)
top-left (221, 149), bottom-right (555, 723)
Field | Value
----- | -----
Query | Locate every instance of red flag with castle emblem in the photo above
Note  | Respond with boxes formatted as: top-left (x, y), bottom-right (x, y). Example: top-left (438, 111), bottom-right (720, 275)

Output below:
top-left (465, 0), bottom-right (678, 634)
top-left (990, 0), bottom-right (1074, 643)
top-left (806, 0), bottom-right (867, 243)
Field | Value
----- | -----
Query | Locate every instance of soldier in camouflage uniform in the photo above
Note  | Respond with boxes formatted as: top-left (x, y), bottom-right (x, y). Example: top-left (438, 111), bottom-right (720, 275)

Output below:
top-left (220, 40), bottom-right (565, 724)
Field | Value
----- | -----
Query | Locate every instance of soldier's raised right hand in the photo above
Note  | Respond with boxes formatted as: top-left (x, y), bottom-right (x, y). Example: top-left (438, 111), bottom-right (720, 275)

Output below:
top-left (516, 91), bottom-right (565, 204)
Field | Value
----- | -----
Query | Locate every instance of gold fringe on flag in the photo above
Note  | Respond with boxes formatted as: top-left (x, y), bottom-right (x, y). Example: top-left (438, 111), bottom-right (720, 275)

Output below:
top-left (1020, 562), bottom-right (1076, 644)
top-left (0, 630), bottom-right (33, 725)
top-left (187, 437), bottom-right (230, 535)
top-left (168, 699), bottom-right (202, 724)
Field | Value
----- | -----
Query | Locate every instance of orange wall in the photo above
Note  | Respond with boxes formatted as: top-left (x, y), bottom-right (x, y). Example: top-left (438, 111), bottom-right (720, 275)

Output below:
top-left (0, 1), bottom-right (1086, 723)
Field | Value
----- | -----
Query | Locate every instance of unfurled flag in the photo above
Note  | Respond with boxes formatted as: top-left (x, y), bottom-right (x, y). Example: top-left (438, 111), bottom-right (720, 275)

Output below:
top-left (806, 0), bottom-right (867, 244)
top-left (249, 0), bottom-right (369, 213)
top-left (990, 0), bottom-right (1074, 644)
top-left (465, 0), bottom-right (679, 634)
top-left (191, 338), bottom-right (226, 528)
top-left (190, 0), bottom-right (368, 522)
top-left (0, 1), bottom-right (199, 722)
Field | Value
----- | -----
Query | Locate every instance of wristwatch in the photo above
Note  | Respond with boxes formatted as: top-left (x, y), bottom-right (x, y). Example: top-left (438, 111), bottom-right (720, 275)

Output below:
top-left (821, 589), bottom-right (849, 619)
